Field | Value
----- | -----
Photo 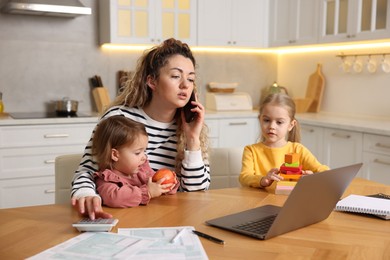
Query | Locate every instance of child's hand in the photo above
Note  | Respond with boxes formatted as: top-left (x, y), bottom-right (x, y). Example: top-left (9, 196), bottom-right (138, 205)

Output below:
top-left (260, 168), bottom-right (284, 188)
top-left (301, 170), bottom-right (313, 175)
top-left (169, 172), bottom-right (179, 191)
top-left (165, 174), bottom-right (180, 194)
top-left (147, 177), bottom-right (173, 198)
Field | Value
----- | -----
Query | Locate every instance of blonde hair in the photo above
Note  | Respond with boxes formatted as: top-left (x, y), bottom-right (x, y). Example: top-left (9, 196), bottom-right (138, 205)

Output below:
top-left (259, 93), bottom-right (301, 142)
top-left (109, 38), bottom-right (208, 173)
top-left (92, 116), bottom-right (148, 170)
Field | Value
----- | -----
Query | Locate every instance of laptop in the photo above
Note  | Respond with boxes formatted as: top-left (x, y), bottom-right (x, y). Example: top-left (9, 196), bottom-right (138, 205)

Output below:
top-left (206, 163), bottom-right (363, 240)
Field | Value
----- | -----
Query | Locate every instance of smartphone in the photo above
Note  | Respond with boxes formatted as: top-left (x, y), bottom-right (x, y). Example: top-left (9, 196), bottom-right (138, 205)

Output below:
top-left (183, 91), bottom-right (197, 123)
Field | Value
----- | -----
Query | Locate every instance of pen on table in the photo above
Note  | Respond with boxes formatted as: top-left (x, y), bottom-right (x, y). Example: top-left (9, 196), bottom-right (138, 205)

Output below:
top-left (171, 228), bottom-right (186, 244)
top-left (192, 230), bottom-right (225, 245)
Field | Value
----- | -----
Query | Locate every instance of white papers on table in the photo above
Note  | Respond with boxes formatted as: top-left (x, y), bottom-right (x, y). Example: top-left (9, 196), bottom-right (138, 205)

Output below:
top-left (117, 226), bottom-right (208, 259)
top-left (27, 232), bottom-right (153, 259)
top-left (27, 226), bottom-right (208, 260)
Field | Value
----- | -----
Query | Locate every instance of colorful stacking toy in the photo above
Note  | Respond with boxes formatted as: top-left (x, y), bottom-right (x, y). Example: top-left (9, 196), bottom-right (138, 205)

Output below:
top-left (279, 153), bottom-right (302, 181)
top-left (275, 153), bottom-right (303, 195)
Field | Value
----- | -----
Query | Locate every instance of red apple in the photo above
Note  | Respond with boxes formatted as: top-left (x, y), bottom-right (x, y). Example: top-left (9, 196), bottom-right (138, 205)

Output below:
top-left (152, 168), bottom-right (176, 184)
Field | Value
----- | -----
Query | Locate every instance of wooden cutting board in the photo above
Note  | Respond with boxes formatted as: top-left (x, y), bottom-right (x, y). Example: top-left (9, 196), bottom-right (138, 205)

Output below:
top-left (306, 63), bottom-right (325, 112)
top-left (293, 64), bottom-right (325, 113)
top-left (92, 87), bottom-right (111, 114)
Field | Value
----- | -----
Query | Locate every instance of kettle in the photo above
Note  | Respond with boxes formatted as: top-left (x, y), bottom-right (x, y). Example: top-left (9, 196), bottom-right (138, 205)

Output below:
top-left (268, 82), bottom-right (288, 95)
top-left (260, 82), bottom-right (289, 105)
top-left (0, 92), bottom-right (4, 113)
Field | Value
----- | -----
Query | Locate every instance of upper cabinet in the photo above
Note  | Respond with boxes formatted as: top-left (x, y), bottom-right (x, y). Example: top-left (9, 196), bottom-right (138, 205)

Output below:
top-left (319, 0), bottom-right (390, 43)
top-left (197, 0), bottom-right (268, 48)
top-left (99, 0), bottom-right (197, 45)
top-left (99, 0), bottom-right (390, 48)
top-left (269, 0), bottom-right (319, 47)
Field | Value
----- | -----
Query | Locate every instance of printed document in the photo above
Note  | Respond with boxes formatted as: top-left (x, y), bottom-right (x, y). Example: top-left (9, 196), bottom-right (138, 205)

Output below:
top-left (27, 226), bottom-right (208, 260)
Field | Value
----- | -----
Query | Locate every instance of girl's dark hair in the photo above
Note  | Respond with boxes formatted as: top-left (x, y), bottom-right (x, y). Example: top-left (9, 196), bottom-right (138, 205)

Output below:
top-left (92, 115), bottom-right (148, 170)
top-left (259, 93), bottom-right (301, 142)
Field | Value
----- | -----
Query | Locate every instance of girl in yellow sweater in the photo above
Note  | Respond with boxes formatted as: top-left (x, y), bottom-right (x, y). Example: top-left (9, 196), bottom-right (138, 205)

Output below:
top-left (239, 93), bottom-right (329, 189)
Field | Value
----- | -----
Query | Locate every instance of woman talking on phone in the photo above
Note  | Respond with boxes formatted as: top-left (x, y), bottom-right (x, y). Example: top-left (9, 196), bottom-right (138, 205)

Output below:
top-left (71, 38), bottom-right (210, 219)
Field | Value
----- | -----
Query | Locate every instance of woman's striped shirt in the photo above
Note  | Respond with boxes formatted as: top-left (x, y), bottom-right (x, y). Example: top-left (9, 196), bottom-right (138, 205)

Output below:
top-left (71, 106), bottom-right (210, 198)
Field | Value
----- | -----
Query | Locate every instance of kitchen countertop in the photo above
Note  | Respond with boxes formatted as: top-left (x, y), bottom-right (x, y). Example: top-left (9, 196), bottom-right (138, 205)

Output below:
top-left (0, 112), bottom-right (100, 126)
top-left (205, 109), bottom-right (259, 119)
top-left (1, 111), bottom-right (390, 137)
top-left (296, 112), bottom-right (390, 136)
top-left (0, 110), bottom-right (260, 126)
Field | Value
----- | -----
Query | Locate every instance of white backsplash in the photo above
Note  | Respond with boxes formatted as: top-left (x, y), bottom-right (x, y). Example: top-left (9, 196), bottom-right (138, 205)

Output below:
top-left (277, 48), bottom-right (390, 118)
top-left (0, 0), bottom-right (389, 119)
top-left (0, 0), bottom-right (275, 113)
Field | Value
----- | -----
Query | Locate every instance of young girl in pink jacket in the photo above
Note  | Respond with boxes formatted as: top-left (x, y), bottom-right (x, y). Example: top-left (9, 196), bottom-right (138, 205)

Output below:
top-left (92, 115), bottom-right (179, 208)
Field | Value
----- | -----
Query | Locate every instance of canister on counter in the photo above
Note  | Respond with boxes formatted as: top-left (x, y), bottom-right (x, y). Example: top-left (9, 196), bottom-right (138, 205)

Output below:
top-left (0, 92), bottom-right (4, 113)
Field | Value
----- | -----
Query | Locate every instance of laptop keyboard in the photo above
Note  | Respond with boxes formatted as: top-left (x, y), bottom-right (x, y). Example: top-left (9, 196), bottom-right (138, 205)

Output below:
top-left (233, 214), bottom-right (277, 234)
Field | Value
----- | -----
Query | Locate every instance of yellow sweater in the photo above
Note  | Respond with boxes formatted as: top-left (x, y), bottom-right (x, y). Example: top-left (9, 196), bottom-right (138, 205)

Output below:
top-left (239, 142), bottom-right (330, 188)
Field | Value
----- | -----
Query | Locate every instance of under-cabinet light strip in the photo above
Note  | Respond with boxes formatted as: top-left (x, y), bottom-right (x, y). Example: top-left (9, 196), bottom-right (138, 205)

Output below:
top-left (101, 41), bottom-right (390, 54)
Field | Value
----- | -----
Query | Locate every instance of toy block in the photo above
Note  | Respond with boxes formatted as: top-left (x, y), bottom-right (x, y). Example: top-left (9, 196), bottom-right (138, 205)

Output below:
top-left (285, 153), bottom-right (299, 164)
top-left (285, 162), bottom-right (300, 167)
top-left (280, 173), bottom-right (302, 181)
top-left (275, 181), bottom-right (297, 195)
top-left (280, 165), bottom-right (302, 174)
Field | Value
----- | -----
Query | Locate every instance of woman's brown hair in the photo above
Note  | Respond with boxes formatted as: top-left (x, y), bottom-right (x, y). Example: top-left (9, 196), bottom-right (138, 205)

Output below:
top-left (109, 38), bottom-right (208, 173)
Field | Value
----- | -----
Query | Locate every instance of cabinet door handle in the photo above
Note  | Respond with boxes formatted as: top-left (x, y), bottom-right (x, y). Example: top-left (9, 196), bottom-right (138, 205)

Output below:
top-left (44, 159), bottom-right (55, 164)
top-left (375, 143), bottom-right (390, 150)
top-left (373, 159), bottom-right (390, 166)
top-left (44, 189), bottom-right (55, 194)
top-left (44, 134), bottom-right (70, 138)
top-left (331, 132), bottom-right (351, 139)
top-left (229, 122), bottom-right (248, 126)
top-left (302, 127), bottom-right (314, 133)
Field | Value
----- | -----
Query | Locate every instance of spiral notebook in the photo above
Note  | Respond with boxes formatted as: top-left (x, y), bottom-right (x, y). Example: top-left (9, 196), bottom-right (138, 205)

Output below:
top-left (335, 194), bottom-right (390, 220)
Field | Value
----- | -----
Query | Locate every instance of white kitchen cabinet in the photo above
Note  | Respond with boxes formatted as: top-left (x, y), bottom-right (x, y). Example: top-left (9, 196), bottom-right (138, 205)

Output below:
top-left (298, 114), bottom-right (390, 183)
top-left (197, 0), bottom-right (268, 48)
top-left (363, 133), bottom-right (390, 185)
top-left (300, 123), bottom-right (363, 174)
top-left (0, 123), bottom-right (96, 208)
top-left (99, 0), bottom-right (197, 45)
top-left (205, 117), bottom-right (260, 148)
top-left (300, 124), bottom-right (324, 162)
top-left (0, 176), bottom-right (55, 209)
top-left (322, 128), bottom-right (363, 170)
top-left (269, 0), bottom-right (319, 47)
top-left (319, 0), bottom-right (390, 43)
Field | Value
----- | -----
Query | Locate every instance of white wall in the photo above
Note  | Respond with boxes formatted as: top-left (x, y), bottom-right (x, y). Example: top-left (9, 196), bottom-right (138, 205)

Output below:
top-left (0, 1), bottom-right (276, 113)
top-left (1, 0), bottom-right (388, 119)
top-left (277, 46), bottom-right (390, 119)
top-left (195, 51), bottom-right (276, 108)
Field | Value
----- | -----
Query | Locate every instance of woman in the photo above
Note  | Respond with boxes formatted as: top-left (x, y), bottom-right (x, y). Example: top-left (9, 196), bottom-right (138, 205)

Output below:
top-left (71, 38), bottom-right (210, 219)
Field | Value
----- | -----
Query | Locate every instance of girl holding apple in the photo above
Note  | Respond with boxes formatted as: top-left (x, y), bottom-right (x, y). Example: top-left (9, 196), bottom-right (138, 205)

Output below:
top-left (71, 38), bottom-right (210, 219)
top-left (92, 115), bottom-right (179, 208)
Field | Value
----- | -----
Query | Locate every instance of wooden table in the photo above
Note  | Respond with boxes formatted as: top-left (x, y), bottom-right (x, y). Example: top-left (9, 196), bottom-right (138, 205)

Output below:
top-left (1, 178), bottom-right (389, 259)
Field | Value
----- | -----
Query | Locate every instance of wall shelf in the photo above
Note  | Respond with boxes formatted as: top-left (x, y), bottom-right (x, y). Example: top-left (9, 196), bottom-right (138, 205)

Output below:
top-left (336, 52), bottom-right (390, 58)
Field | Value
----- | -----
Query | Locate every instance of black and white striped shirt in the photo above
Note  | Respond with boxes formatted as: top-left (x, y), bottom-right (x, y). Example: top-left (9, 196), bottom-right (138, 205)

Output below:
top-left (71, 106), bottom-right (210, 198)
